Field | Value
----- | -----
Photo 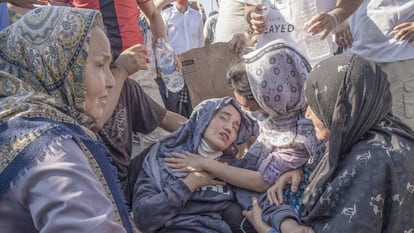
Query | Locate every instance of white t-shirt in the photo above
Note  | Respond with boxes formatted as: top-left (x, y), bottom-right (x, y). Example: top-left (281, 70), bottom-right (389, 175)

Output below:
top-left (215, 0), bottom-right (260, 42)
top-left (347, 0), bottom-right (414, 63)
top-left (162, 5), bottom-right (205, 55)
top-left (256, 0), bottom-right (336, 66)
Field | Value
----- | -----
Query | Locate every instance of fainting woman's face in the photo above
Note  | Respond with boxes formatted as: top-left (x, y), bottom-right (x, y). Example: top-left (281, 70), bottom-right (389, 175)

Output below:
top-left (305, 106), bottom-right (330, 141)
top-left (84, 26), bottom-right (115, 121)
top-left (203, 104), bottom-right (241, 151)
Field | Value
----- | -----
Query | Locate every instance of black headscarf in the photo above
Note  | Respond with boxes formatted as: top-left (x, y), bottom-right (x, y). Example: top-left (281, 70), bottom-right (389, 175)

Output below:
top-left (301, 54), bottom-right (414, 221)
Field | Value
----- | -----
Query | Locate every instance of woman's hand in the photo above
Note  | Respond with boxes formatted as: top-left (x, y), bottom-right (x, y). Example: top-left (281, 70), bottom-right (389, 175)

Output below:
top-left (242, 197), bottom-right (272, 233)
top-left (164, 152), bottom-right (206, 172)
top-left (335, 23), bottom-right (353, 49)
top-left (394, 21), bottom-right (414, 43)
top-left (304, 12), bottom-right (338, 40)
top-left (183, 171), bottom-right (224, 192)
top-left (267, 168), bottom-right (303, 205)
top-left (247, 5), bottom-right (267, 34)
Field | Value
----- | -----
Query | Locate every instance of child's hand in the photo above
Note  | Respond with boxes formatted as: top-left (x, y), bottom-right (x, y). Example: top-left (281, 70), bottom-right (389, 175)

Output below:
top-left (267, 168), bottom-right (303, 205)
top-left (164, 152), bottom-right (206, 172)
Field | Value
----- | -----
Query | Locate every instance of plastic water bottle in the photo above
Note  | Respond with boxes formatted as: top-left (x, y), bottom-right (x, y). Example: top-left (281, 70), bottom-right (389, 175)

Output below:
top-left (155, 38), bottom-right (184, 93)
top-left (295, 0), bottom-right (333, 63)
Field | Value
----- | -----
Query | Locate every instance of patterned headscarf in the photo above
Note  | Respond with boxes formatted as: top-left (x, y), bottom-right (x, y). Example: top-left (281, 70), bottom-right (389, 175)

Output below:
top-left (243, 40), bottom-right (323, 161)
top-left (301, 54), bottom-right (414, 221)
top-left (160, 97), bottom-right (252, 152)
top-left (0, 6), bottom-right (104, 129)
top-left (156, 97), bottom-right (253, 177)
top-left (0, 7), bottom-right (134, 232)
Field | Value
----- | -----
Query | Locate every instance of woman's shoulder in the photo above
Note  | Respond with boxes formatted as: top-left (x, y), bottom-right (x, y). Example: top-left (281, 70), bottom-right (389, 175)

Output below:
top-left (348, 130), bottom-right (414, 165)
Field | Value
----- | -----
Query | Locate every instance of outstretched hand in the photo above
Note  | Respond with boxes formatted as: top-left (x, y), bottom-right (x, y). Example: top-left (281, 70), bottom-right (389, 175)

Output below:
top-left (5, 0), bottom-right (48, 8)
top-left (394, 21), bottom-right (414, 43)
top-left (267, 168), bottom-right (303, 205)
top-left (164, 152), bottom-right (206, 173)
top-left (304, 12), bottom-right (338, 40)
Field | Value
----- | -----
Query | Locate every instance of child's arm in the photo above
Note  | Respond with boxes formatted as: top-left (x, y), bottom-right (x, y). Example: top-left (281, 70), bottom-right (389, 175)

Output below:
top-left (165, 152), bottom-right (270, 192)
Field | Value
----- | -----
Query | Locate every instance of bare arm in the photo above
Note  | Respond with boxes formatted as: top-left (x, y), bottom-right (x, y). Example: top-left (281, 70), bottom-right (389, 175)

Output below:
top-left (159, 110), bottom-right (187, 132)
top-left (141, 0), bottom-right (182, 69)
top-left (154, 0), bottom-right (172, 11)
top-left (139, 0), bottom-right (168, 41)
top-left (202, 158), bottom-right (270, 192)
top-left (166, 152), bottom-right (270, 192)
top-left (332, 0), bottom-right (364, 25)
top-left (95, 44), bottom-right (148, 129)
top-left (305, 0), bottom-right (364, 39)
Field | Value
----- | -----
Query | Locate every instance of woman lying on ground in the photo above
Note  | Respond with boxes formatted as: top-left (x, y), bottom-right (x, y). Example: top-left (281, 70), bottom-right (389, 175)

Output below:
top-left (131, 97), bottom-right (254, 233)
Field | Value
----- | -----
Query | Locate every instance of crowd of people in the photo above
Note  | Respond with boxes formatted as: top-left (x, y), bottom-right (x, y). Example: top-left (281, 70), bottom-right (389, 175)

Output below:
top-left (0, 0), bottom-right (414, 233)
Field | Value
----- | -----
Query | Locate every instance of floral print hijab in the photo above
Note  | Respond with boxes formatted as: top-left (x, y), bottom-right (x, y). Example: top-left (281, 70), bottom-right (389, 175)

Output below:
top-left (0, 7), bottom-right (135, 232)
top-left (0, 6), bottom-right (104, 129)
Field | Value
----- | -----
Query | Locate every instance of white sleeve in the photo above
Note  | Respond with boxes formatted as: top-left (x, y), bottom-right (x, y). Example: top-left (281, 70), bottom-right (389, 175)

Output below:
top-left (203, 17), bottom-right (211, 39)
top-left (13, 138), bottom-right (127, 233)
top-left (198, 15), bottom-right (205, 47)
top-left (245, 0), bottom-right (261, 6)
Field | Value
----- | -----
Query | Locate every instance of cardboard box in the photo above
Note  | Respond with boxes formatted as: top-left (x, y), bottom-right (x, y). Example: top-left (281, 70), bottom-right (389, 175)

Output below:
top-left (179, 42), bottom-right (239, 107)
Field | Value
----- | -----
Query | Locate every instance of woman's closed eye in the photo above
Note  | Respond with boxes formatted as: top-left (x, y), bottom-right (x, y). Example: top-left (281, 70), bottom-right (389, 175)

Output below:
top-left (232, 123), bottom-right (239, 132)
top-left (219, 114), bottom-right (229, 121)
